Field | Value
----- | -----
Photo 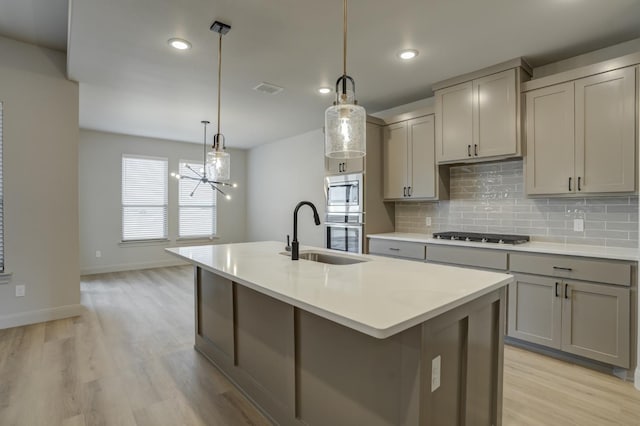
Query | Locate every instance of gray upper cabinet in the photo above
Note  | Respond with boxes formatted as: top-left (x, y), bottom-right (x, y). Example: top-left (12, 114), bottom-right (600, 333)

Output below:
top-left (383, 115), bottom-right (438, 200)
top-left (326, 157), bottom-right (364, 175)
top-left (525, 66), bottom-right (637, 195)
top-left (436, 68), bottom-right (520, 163)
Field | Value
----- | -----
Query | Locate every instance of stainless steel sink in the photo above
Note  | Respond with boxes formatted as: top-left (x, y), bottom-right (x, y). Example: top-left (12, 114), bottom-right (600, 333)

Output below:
top-left (281, 251), bottom-right (368, 265)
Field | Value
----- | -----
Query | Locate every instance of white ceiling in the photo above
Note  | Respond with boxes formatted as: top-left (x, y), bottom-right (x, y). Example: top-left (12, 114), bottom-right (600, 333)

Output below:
top-left (3, 0), bottom-right (640, 149)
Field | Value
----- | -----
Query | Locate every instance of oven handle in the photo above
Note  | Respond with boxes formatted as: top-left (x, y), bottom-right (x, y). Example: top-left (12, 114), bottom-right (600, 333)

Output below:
top-left (324, 222), bottom-right (363, 229)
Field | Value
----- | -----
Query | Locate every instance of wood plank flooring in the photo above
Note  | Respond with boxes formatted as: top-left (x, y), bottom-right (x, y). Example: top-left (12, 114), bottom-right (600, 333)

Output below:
top-left (0, 266), bottom-right (638, 425)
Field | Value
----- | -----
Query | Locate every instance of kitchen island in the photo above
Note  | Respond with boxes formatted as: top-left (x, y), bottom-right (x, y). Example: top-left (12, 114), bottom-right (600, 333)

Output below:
top-left (167, 241), bottom-right (513, 426)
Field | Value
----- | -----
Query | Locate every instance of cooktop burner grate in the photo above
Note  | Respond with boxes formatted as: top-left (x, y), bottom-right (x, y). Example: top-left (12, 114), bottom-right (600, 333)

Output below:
top-left (432, 231), bottom-right (530, 245)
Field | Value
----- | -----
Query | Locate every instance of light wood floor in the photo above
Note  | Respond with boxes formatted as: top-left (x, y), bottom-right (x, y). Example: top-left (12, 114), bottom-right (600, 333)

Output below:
top-left (0, 266), bottom-right (638, 425)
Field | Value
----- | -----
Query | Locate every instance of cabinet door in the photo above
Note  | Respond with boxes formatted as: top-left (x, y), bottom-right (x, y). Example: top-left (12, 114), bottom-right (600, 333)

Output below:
top-left (507, 274), bottom-right (562, 349)
top-left (575, 67), bottom-right (636, 193)
top-left (383, 122), bottom-right (408, 199)
top-left (325, 157), bottom-right (363, 174)
top-left (473, 69), bottom-right (517, 158)
top-left (408, 115), bottom-right (436, 198)
top-left (525, 82), bottom-right (575, 195)
top-left (561, 280), bottom-right (630, 368)
top-left (435, 81), bottom-right (473, 162)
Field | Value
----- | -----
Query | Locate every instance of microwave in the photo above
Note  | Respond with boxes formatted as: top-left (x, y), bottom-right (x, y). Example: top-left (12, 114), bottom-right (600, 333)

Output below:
top-left (325, 173), bottom-right (363, 214)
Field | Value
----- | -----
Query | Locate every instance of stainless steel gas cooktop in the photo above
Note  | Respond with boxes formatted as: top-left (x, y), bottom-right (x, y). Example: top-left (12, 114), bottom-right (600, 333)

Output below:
top-left (432, 231), bottom-right (530, 245)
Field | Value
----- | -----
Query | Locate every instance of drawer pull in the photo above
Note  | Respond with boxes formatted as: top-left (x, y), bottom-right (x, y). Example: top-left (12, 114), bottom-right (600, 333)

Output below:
top-left (389, 247), bottom-right (400, 251)
top-left (555, 282), bottom-right (559, 298)
top-left (564, 283), bottom-right (569, 299)
top-left (553, 266), bottom-right (573, 272)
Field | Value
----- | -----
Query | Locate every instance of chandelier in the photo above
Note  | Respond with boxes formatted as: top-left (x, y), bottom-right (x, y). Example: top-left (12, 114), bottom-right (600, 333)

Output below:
top-left (171, 120), bottom-right (237, 199)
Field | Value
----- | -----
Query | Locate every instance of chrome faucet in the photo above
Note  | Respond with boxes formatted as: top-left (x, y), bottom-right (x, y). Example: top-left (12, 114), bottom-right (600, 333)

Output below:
top-left (291, 201), bottom-right (321, 260)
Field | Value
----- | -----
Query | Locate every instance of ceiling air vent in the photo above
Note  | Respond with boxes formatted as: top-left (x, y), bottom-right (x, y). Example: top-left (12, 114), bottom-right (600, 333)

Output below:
top-left (253, 82), bottom-right (284, 95)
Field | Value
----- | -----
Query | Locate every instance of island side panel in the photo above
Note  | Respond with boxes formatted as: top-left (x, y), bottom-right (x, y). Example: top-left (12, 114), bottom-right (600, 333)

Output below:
top-left (420, 288), bottom-right (505, 426)
top-left (235, 285), bottom-right (296, 419)
top-left (296, 309), bottom-right (422, 426)
top-left (196, 267), bottom-right (234, 359)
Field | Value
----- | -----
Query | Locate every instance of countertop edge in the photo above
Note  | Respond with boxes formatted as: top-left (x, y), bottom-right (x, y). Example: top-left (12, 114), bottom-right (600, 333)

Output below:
top-left (367, 233), bottom-right (639, 262)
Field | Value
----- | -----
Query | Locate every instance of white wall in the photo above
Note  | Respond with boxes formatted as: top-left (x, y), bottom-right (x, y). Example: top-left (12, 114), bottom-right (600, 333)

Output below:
top-left (246, 129), bottom-right (325, 248)
top-left (79, 129), bottom-right (247, 274)
top-left (0, 37), bottom-right (81, 328)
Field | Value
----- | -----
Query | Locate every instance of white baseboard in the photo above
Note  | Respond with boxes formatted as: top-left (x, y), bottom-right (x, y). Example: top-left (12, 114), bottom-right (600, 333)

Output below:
top-left (635, 368), bottom-right (640, 390)
top-left (0, 304), bottom-right (84, 330)
top-left (81, 259), bottom-right (189, 275)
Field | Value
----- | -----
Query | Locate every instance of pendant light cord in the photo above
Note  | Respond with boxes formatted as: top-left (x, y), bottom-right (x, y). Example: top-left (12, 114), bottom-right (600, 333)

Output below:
top-left (216, 32), bottom-right (222, 143)
top-left (203, 121), bottom-right (207, 177)
top-left (343, 0), bottom-right (347, 77)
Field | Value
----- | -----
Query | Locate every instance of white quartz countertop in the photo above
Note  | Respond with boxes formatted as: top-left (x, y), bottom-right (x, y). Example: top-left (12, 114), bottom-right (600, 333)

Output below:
top-left (166, 241), bottom-right (512, 339)
top-left (367, 232), bottom-right (639, 262)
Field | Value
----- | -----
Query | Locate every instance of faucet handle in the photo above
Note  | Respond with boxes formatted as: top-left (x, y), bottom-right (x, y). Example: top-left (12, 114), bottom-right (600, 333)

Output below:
top-left (285, 234), bottom-right (292, 252)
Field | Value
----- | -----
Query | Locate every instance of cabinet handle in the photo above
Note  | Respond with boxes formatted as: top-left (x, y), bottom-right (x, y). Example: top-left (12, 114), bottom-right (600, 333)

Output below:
top-left (553, 266), bottom-right (573, 272)
top-left (474, 144), bottom-right (478, 156)
top-left (408, 186), bottom-right (412, 196)
top-left (555, 282), bottom-right (559, 298)
top-left (564, 283), bottom-right (569, 299)
top-left (467, 145), bottom-right (471, 157)
top-left (403, 186), bottom-right (407, 197)
top-left (578, 177), bottom-right (581, 191)
top-left (338, 163), bottom-right (342, 172)
top-left (568, 177), bottom-right (572, 191)
top-left (389, 247), bottom-right (400, 251)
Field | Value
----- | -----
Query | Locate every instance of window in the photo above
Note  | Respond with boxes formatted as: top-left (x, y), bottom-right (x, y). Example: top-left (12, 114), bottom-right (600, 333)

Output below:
top-left (178, 160), bottom-right (217, 237)
top-left (0, 102), bottom-right (4, 271)
top-left (122, 155), bottom-right (168, 241)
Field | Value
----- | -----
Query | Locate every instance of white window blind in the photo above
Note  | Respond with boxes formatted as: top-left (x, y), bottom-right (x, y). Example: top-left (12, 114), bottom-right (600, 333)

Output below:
top-left (0, 102), bottom-right (4, 271)
top-left (122, 155), bottom-right (168, 241)
top-left (178, 161), bottom-right (217, 237)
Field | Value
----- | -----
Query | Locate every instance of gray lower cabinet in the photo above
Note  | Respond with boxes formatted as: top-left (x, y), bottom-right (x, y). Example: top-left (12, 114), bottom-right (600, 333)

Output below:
top-left (508, 274), bottom-right (562, 349)
top-left (508, 273), bottom-right (630, 368)
top-left (426, 244), bottom-right (508, 271)
top-left (368, 238), bottom-right (426, 260)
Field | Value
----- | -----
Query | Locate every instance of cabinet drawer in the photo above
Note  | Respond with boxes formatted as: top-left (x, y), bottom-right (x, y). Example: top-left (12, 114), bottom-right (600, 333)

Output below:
top-left (509, 253), bottom-right (631, 286)
top-left (426, 245), bottom-right (507, 270)
top-left (369, 239), bottom-right (426, 260)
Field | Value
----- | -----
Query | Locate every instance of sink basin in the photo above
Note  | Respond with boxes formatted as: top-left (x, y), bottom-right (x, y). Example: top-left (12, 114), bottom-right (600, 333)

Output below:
top-left (281, 250), bottom-right (368, 265)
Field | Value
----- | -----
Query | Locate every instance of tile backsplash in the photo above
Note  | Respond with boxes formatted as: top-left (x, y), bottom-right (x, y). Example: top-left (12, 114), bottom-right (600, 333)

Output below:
top-left (395, 160), bottom-right (639, 248)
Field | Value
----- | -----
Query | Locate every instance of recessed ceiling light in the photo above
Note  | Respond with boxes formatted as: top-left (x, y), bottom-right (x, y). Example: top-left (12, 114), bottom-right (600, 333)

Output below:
top-left (168, 38), bottom-right (192, 50)
top-left (318, 87), bottom-right (332, 94)
top-left (398, 49), bottom-right (419, 60)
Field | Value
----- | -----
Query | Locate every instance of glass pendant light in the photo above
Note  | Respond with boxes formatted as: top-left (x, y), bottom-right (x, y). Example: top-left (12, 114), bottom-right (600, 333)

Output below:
top-left (207, 21), bottom-right (231, 180)
top-left (325, 0), bottom-right (366, 159)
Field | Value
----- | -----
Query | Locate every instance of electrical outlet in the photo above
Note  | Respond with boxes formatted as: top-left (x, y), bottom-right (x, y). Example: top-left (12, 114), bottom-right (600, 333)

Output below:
top-left (431, 355), bottom-right (441, 392)
top-left (425, 217), bottom-right (432, 227)
top-left (95, 250), bottom-right (102, 258)
top-left (15, 285), bottom-right (25, 297)
top-left (573, 218), bottom-right (584, 232)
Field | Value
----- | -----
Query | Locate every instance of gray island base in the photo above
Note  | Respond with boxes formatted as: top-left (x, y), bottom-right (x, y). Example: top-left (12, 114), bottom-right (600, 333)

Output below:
top-left (167, 242), bottom-right (511, 426)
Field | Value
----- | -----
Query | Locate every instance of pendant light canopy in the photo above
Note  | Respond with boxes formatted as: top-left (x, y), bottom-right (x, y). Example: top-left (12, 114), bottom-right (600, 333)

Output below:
top-left (207, 21), bottom-right (231, 181)
top-left (325, 0), bottom-right (366, 159)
